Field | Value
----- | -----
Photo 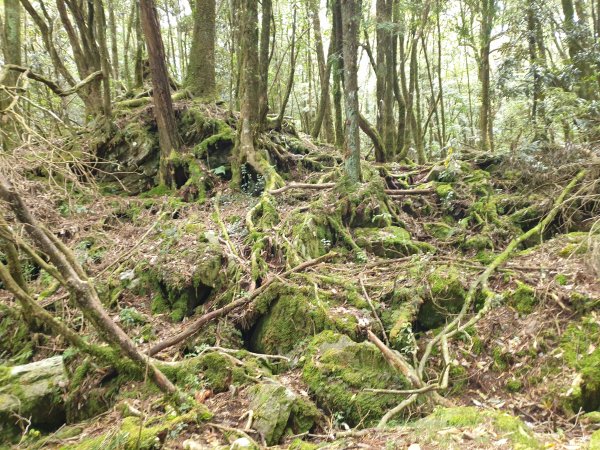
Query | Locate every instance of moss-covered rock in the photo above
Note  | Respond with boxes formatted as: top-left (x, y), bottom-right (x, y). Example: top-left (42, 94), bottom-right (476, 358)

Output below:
top-left (159, 351), bottom-right (271, 393)
top-left (0, 356), bottom-right (67, 442)
top-left (136, 242), bottom-right (224, 322)
top-left (417, 266), bottom-right (466, 330)
top-left (560, 317), bottom-right (600, 413)
top-left (250, 284), bottom-right (359, 355)
top-left (353, 226), bottom-right (435, 258)
top-left (247, 382), bottom-right (320, 445)
top-left (302, 331), bottom-right (409, 427)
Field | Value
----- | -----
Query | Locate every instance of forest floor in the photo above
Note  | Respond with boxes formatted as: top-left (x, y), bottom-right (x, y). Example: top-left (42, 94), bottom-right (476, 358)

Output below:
top-left (1, 101), bottom-right (599, 449)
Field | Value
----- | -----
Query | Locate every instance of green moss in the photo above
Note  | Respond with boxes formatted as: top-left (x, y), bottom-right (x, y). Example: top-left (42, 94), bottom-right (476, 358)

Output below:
top-left (424, 222), bottom-right (457, 240)
top-left (354, 226), bottom-right (434, 258)
top-left (435, 183), bottom-right (454, 199)
top-left (570, 293), bottom-right (599, 312)
top-left (591, 430), bottom-right (600, 450)
top-left (560, 318), bottom-right (600, 412)
top-left (427, 406), bottom-right (482, 427)
top-left (462, 235), bottom-right (494, 251)
top-left (302, 331), bottom-right (409, 427)
top-left (506, 378), bottom-right (523, 392)
top-left (508, 282), bottom-right (538, 315)
top-left (289, 438), bottom-right (319, 450)
top-left (140, 184), bottom-right (172, 198)
top-left (417, 265), bottom-right (466, 330)
top-left (62, 409), bottom-right (209, 450)
top-left (492, 412), bottom-right (540, 449)
top-left (250, 284), bottom-right (358, 355)
top-left (492, 346), bottom-right (510, 371)
top-left (554, 274), bottom-right (568, 286)
top-left (416, 407), bottom-right (540, 449)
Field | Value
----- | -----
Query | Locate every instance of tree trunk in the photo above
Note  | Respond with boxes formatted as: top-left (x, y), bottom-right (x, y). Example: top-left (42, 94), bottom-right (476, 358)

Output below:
top-left (140, 0), bottom-right (182, 185)
top-left (275, 6), bottom-right (297, 129)
top-left (341, 0), bottom-right (363, 183)
top-left (332, 0), bottom-right (345, 149)
top-left (134, 2), bottom-right (144, 89)
top-left (232, 0), bottom-right (261, 187)
top-left (478, 0), bottom-right (494, 152)
top-left (258, 0), bottom-right (272, 125)
top-left (0, 0), bottom-right (21, 149)
top-left (375, 0), bottom-right (395, 162)
top-left (309, 0), bottom-right (334, 142)
top-left (108, 0), bottom-right (119, 81)
top-left (186, 0), bottom-right (216, 98)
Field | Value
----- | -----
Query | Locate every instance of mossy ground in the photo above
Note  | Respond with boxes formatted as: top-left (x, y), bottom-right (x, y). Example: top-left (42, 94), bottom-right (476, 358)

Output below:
top-left (2, 102), bottom-right (599, 449)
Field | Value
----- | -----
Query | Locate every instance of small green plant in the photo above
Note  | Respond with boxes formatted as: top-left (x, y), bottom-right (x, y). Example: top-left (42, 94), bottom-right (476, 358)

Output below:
top-left (119, 307), bottom-right (148, 327)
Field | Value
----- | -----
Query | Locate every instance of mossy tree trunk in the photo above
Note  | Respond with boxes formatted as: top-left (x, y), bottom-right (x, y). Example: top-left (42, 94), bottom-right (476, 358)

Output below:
top-left (341, 0), bottom-right (363, 183)
top-left (0, 0), bottom-right (21, 150)
top-left (232, 0), bottom-right (279, 188)
top-left (186, 0), bottom-right (216, 99)
top-left (140, 0), bottom-right (183, 186)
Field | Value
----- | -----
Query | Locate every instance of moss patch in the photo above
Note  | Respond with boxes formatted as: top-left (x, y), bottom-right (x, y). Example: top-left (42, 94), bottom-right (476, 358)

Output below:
top-left (302, 331), bottom-right (409, 427)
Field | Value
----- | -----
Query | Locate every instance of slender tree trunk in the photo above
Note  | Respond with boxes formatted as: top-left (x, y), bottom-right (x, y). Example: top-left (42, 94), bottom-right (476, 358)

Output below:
top-left (375, 0), bottom-right (395, 162)
top-left (436, 1), bottom-right (446, 150)
top-left (94, 0), bottom-right (112, 119)
top-left (107, 0), bottom-right (119, 81)
top-left (134, 2), bottom-right (144, 89)
top-left (186, 0), bottom-right (216, 98)
top-left (309, 0), bottom-right (334, 142)
top-left (1, 0), bottom-right (21, 149)
top-left (341, 0), bottom-right (363, 183)
top-left (478, 0), bottom-right (494, 152)
top-left (275, 5), bottom-right (297, 129)
top-left (258, 0), bottom-right (272, 125)
top-left (332, 0), bottom-right (345, 148)
top-left (139, 0), bottom-right (182, 185)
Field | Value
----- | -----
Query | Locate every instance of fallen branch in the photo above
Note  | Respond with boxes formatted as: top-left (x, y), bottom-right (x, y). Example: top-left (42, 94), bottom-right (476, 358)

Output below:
top-left (384, 188), bottom-right (435, 196)
top-left (269, 182), bottom-right (336, 195)
top-left (148, 252), bottom-right (336, 356)
top-left (0, 64), bottom-right (102, 97)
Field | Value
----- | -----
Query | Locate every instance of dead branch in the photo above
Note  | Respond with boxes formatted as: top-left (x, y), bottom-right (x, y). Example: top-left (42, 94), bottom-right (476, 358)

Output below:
top-left (0, 64), bottom-right (102, 98)
top-left (384, 188), bottom-right (435, 195)
top-left (269, 182), bottom-right (336, 195)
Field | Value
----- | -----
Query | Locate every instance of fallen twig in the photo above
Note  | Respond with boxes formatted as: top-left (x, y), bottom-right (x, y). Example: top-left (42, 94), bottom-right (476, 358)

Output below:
top-left (269, 182), bottom-right (336, 195)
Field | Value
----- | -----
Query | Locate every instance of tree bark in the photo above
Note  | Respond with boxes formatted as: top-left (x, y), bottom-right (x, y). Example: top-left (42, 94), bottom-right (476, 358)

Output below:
top-left (140, 0), bottom-right (182, 185)
top-left (186, 0), bottom-right (216, 98)
top-left (341, 0), bottom-right (363, 183)
top-left (309, 0), bottom-right (334, 142)
top-left (258, 0), bottom-right (272, 125)
top-left (0, 0), bottom-right (21, 149)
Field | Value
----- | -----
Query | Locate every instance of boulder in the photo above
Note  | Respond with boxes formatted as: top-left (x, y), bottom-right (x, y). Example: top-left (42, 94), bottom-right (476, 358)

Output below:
top-left (0, 356), bottom-right (67, 441)
top-left (247, 382), bottom-right (320, 446)
top-left (302, 331), bottom-right (409, 427)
